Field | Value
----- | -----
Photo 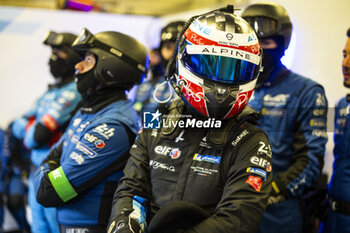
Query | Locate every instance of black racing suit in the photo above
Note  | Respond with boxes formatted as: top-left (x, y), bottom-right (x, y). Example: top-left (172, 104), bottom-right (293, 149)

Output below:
top-left (109, 100), bottom-right (273, 233)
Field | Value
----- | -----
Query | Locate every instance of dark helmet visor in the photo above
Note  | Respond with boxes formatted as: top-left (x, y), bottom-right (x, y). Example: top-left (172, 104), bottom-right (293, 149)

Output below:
top-left (180, 42), bottom-right (261, 84)
top-left (243, 16), bottom-right (280, 38)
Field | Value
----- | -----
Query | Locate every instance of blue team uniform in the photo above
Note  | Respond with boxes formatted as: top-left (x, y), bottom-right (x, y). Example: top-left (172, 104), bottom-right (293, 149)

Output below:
top-left (1, 124), bottom-right (31, 232)
top-left (321, 96), bottom-right (350, 233)
top-left (12, 80), bottom-right (81, 233)
top-left (248, 67), bottom-right (328, 233)
top-left (34, 99), bottom-right (139, 231)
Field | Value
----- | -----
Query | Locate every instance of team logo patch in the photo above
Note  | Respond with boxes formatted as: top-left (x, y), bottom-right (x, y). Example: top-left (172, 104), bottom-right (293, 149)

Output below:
top-left (246, 175), bottom-right (262, 192)
top-left (95, 139), bottom-right (105, 149)
top-left (246, 167), bottom-right (267, 180)
top-left (250, 156), bottom-right (268, 168)
top-left (258, 141), bottom-right (272, 158)
top-left (169, 148), bottom-right (181, 159)
top-left (41, 114), bottom-right (58, 131)
top-left (93, 123), bottom-right (115, 139)
top-left (175, 130), bottom-right (185, 143)
top-left (263, 94), bottom-right (290, 106)
top-left (154, 145), bottom-right (172, 155)
top-left (76, 142), bottom-right (97, 158)
top-left (193, 154), bottom-right (221, 164)
top-left (226, 33), bottom-right (233, 40)
top-left (84, 133), bottom-right (98, 143)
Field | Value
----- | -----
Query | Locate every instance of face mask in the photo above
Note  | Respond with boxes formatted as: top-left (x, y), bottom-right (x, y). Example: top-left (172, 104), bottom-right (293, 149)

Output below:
top-left (257, 46), bottom-right (285, 87)
top-left (75, 69), bottom-right (99, 98)
top-left (203, 83), bottom-right (239, 119)
top-left (49, 55), bottom-right (75, 79)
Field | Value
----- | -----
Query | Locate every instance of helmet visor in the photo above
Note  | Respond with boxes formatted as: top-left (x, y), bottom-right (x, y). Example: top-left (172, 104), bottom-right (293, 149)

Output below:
top-left (243, 16), bottom-right (279, 37)
top-left (181, 43), bottom-right (261, 84)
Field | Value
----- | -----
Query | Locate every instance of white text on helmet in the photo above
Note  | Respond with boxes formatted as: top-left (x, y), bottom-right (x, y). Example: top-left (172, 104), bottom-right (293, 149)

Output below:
top-left (187, 45), bottom-right (260, 65)
top-left (192, 20), bottom-right (212, 35)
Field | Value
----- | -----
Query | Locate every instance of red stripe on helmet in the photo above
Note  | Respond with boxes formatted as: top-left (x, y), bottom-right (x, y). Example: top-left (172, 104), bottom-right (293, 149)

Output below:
top-left (185, 27), bottom-right (260, 55)
top-left (224, 89), bottom-right (254, 119)
top-left (179, 75), bottom-right (209, 117)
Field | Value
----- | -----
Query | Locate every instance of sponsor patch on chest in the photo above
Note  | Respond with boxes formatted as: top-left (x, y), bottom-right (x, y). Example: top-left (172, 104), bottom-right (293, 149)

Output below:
top-left (149, 160), bottom-right (175, 172)
top-left (191, 166), bottom-right (218, 176)
top-left (193, 154), bottom-right (221, 164)
top-left (263, 94), bottom-right (289, 107)
top-left (232, 129), bottom-right (249, 146)
top-left (154, 145), bottom-right (182, 159)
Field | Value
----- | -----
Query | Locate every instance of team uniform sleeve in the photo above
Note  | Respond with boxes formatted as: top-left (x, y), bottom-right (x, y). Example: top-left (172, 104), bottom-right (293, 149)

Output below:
top-left (35, 121), bottom-right (132, 207)
top-left (182, 131), bottom-right (273, 233)
top-left (108, 130), bottom-right (151, 233)
top-left (33, 136), bottom-right (66, 207)
top-left (23, 89), bottom-right (80, 149)
top-left (274, 85), bottom-right (328, 197)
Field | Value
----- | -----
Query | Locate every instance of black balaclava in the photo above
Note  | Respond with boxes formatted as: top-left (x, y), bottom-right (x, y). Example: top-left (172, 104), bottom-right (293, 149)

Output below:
top-left (75, 69), bottom-right (100, 99)
top-left (74, 63), bottom-right (127, 113)
top-left (257, 36), bottom-right (286, 88)
top-left (49, 46), bottom-right (81, 84)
